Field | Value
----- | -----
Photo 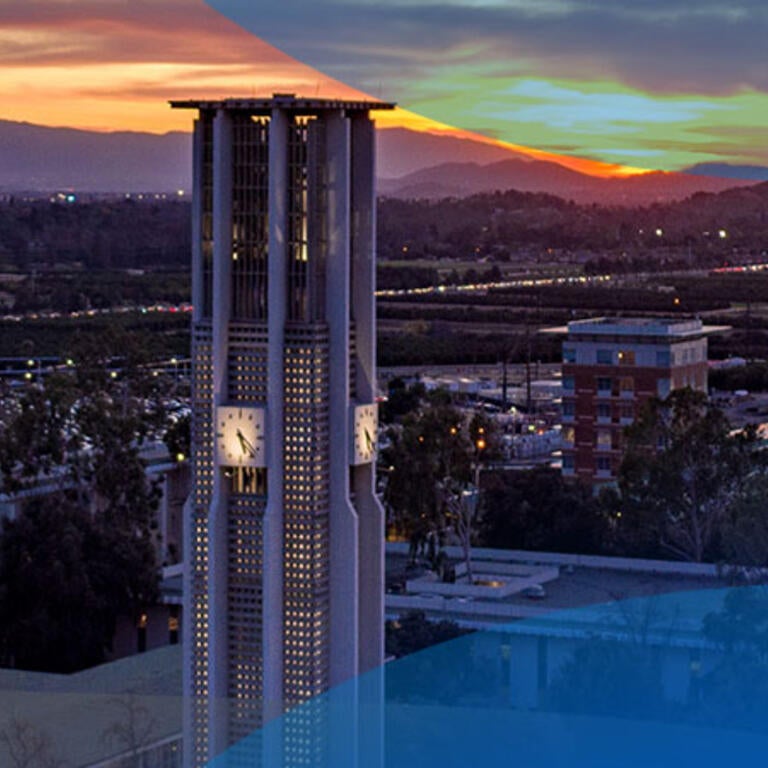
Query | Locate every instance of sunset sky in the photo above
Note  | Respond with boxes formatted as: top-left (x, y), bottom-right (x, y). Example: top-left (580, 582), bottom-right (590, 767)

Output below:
top-left (0, 0), bottom-right (766, 176)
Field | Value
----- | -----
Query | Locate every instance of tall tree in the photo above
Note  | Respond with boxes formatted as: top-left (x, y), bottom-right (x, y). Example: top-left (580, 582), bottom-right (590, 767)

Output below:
top-left (479, 467), bottom-right (609, 553)
top-left (0, 333), bottom-right (167, 671)
top-left (381, 394), bottom-right (499, 569)
top-left (0, 496), bottom-right (156, 672)
top-left (618, 388), bottom-right (760, 562)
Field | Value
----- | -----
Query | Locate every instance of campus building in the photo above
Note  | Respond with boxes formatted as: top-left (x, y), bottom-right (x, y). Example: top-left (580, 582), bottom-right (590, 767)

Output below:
top-left (559, 317), bottom-right (720, 486)
top-left (171, 95), bottom-right (393, 766)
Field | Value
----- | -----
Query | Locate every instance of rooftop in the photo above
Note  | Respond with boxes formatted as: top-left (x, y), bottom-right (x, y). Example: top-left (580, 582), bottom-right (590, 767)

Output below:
top-left (170, 93), bottom-right (396, 113)
top-left (385, 544), bottom-right (732, 631)
top-left (542, 316), bottom-right (729, 339)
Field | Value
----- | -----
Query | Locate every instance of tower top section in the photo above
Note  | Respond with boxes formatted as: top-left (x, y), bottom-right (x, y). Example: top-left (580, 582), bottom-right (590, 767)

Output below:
top-left (170, 93), bottom-right (396, 114)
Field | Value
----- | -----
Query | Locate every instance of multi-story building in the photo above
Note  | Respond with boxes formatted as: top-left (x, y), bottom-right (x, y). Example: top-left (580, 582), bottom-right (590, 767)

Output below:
top-left (170, 95), bottom-right (393, 766)
top-left (559, 317), bottom-right (720, 487)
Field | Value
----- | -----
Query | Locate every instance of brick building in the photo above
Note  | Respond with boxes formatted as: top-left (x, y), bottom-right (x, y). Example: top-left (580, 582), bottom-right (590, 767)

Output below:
top-left (558, 317), bottom-right (724, 487)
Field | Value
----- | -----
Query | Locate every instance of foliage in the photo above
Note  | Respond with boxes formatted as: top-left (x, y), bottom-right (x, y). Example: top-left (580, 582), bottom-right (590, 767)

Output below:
top-left (479, 467), bottom-right (610, 553)
top-left (0, 497), bottom-right (157, 673)
top-left (378, 330), bottom-right (560, 367)
top-left (720, 473), bottom-right (768, 567)
top-left (544, 639), bottom-right (667, 719)
top-left (618, 388), bottom-right (761, 562)
top-left (10, 270), bottom-right (190, 314)
top-left (378, 184), bottom-right (768, 260)
top-left (0, 332), bottom-right (168, 672)
top-left (699, 587), bottom-right (768, 730)
top-left (382, 399), bottom-right (473, 540)
top-left (710, 362), bottom-right (768, 393)
top-left (381, 394), bottom-right (499, 548)
top-left (385, 611), bottom-right (469, 659)
top-left (379, 378), bottom-right (426, 423)
top-left (0, 313), bottom-right (189, 359)
top-left (0, 199), bottom-right (189, 273)
top-left (163, 413), bottom-right (190, 462)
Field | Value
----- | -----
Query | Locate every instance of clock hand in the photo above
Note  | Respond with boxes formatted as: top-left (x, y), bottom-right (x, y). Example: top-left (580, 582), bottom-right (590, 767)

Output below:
top-left (236, 429), bottom-right (254, 457)
top-left (364, 428), bottom-right (374, 452)
top-left (236, 428), bottom-right (260, 458)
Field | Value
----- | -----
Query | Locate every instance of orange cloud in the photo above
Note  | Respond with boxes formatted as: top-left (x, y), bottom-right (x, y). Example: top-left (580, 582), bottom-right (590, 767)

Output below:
top-left (0, 0), bottom-right (641, 177)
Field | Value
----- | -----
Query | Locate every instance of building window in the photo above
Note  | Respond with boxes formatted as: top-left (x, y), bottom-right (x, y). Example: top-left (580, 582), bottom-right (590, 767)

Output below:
top-left (137, 613), bottom-right (148, 654)
top-left (562, 375), bottom-right (575, 391)
top-left (563, 455), bottom-right (575, 470)
top-left (596, 429), bottom-right (611, 447)
top-left (618, 350), bottom-right (635, 365)
top-left (597, 349), bottom-right (613, 365)
top-left (563, 347), bottom-right (576, 363)
top-left (619, 376), bottom-right (634, 393)
top-left (596, 456), bottom-right (611, 472)
top-left (597, 377), bottom-right (612, 392)
top-left (656, 350), bottom-right (671, 366)
top-left (562, 426), bottom-right (575, 443)
top-left (658, 378), bottom-right (671, 398)
top-left (562, 401), bottom-right (575, 417)
top-left (597, 403), bottom-right (611, 419)
top-left (169, 606), bottom-right (180, 645)
top-left (620, 404), bottom-right (634, 421)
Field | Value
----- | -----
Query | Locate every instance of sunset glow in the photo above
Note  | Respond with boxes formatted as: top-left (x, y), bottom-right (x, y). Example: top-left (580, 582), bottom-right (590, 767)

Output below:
top-left (0, 0), bottom-right (764, 178)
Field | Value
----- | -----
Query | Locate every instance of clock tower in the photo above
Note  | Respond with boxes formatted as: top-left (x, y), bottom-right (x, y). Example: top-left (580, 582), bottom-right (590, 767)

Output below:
top-left (171, 95), bottom-right (393, 766)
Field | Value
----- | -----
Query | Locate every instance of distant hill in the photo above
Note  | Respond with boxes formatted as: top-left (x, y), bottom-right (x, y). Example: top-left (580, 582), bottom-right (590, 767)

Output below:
top-left (0, 120), bottom-right (191, 192)
top-left (0, 118), bottom-right (759, 205)
top-left (375, 128), bottom-right (516, 178)
top-left (684, 163), bottom-right (768, 182)
top-left (379, 158), bottom-right (757, 206)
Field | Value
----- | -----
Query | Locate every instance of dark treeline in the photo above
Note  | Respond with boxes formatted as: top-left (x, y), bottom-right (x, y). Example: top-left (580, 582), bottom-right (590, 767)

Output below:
top-left (380, 285), bottom-right (728, 313)
top-left (378, 183), bottom-right (768, 261)
top-left (10, 270), bottom-right (190, 313)
top-left (378, 330), bottom-right (561, 367)
top-left (3, 181), bottom-right (768, 277)
top-left (0, 198), bottom-right (190, 271)
top-left (0, 313), bottom-right (190, 358)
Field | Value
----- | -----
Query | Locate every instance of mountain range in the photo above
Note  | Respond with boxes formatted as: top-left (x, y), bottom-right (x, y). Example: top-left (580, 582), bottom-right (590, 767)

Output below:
top-left (377, 157), bottom-right (758, 206)
top-left (0, 118), bottom-right (763, 206)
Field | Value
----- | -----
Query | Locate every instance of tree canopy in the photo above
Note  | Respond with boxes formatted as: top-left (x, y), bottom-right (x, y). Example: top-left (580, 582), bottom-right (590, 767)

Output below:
top-left (0, 331), bottom-right (171, 671)
top-left (618, 388), bottom-right (764, 562)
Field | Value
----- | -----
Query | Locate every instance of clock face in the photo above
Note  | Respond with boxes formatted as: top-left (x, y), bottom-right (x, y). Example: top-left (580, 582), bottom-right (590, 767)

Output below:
top-left (351, 403), bottom-right (378, 465)
top-left (215, 405), bottom-right (266, 467)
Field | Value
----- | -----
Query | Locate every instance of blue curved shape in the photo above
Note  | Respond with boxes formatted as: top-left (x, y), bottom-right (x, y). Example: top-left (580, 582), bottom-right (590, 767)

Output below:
top-left (211, 585), bottom-right (768, 766)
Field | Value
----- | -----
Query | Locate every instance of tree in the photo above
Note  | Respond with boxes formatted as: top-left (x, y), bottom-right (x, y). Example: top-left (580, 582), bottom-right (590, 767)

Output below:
top-left (385, 611), bottom-right (469, 659)
top-left (479, 467), bottom-right (609, 553)
top-left (438, 476), bottom-right (480, 584)
top-left (618, 388), bottom-right (760, 562)
top-left (163, 412), bottom-right (190, 462)
top-left (699, 587), bottom-right (768, 729)
top-left (381, 395), bottom-right (498, 575)
top-left (0, 334), bottom-right (166, 672)
top-left (0, 494), bottom-right (158, 673)
top-left (0, 716), bottom-right (65, 768)
top-left (381, 400), bottom-right (471, 545)
top-left (102, 694), bottom-right (157, 768)
top-left (719, 471), bottom-right (768, 568)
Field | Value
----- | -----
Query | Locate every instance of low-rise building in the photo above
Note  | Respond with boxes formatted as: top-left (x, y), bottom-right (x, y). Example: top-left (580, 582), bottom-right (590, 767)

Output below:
top-left (556, 317), bottom-right (726, 486)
